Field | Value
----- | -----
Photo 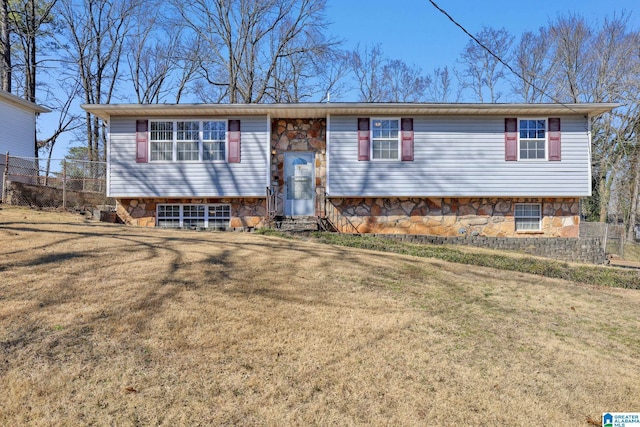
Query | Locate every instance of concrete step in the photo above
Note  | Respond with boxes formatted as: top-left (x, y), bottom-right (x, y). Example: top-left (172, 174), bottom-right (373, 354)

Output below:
top-left (274, 216), bottom-right (319, 232)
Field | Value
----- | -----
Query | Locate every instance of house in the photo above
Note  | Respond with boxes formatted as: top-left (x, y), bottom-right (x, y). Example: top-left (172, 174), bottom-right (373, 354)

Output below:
top-left (81, 102), bottom-right (616, 237)
top-left (0, 89), bottom-right (50, 196)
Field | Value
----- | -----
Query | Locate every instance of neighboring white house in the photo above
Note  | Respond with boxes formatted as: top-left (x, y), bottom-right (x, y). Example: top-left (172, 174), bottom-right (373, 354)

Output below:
top-left (82, 102), bottom-right (617, 237)
top-left (0, 89), bottom-right (50, 196)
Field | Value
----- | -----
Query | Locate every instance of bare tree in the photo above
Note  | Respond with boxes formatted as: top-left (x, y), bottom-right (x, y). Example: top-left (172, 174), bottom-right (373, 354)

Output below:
top-left (547, 14), bottom-right (592, 103)
top-left (426, 66), bottom-right (455, 102)
top-left (58, 0), bottom-right (139, 161)
top-left (125, 3), bottom-right (198, 104)
top-left (457, 26), bottom-right (513, 102)
top-left (348, 44), bottom-right (432, 102)
top-left (382, 59), bottom-right (430, 102)
top-left (348, 43), bottom-right (387, 102)
top-left (512, 29), bottom-right (555, 102)
top-left (171, 0), bottom-right (335, 104)
top-left (9, 0), bottom-right (58, 104)
top-left (39, 78), bottom-right (82, 182)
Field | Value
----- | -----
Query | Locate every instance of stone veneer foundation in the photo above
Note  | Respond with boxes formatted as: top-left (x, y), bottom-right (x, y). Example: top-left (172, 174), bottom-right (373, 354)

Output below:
top-left (327, 197), bottom-right (580, 237)
top-left (116, 198), bottom-right (266, 229)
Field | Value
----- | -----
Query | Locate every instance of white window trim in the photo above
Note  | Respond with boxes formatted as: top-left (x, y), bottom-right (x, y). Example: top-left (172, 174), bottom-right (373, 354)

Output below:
top-left (514, 203), bottom-right (542, 232)
top-left (156, 203), bottom-right (231, 229)
top-left (149, 119), bottom-right (228, 163)
top-left (370, 117), bottom-right (401, 161)
top-left (517, 118), bottom-right (548, 161)
top-left (149, 120), bottom-right (174, 162)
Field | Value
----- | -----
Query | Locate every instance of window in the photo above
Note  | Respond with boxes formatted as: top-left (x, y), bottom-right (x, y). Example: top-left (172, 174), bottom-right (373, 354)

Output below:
top-left (182, 204), bottom-right (206, 228)
top-left (149, 120), bottom-right (227, 162)
top-left (515, 203), bottom-right (541, 231)
top-left (208, 205), bottom-right (231, 230)
top-left (177, 121), bottom-right (200, 161)
top-left (157, 204), bottom-right (231, 229)
top-left (150, 121), bottom-right (174, 161)
top-left (371, 118), bottom-right (400, 160)
top-left (203, 121), bottom-right (226, 161)
top-left (157, 204), bottom-right (181, 227)
top-left (519, 119), bottom-right (546, 160)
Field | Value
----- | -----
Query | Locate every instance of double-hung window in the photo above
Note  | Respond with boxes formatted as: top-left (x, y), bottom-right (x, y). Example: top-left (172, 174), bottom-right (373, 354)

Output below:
top-left (519, 119), bottom-right (546, 160)
top-left (149, 120), bottom-right (227, 162)
top-left (203, 121), bottom-right (226, 161)
top-left (177, 121), bottom-right (200, 161)
top-left (371, 118), bottom-right (400, 160)
top-left (515, 203), bottom-right (542, 231)
top-left (150, 121), bottom-right (174, 161)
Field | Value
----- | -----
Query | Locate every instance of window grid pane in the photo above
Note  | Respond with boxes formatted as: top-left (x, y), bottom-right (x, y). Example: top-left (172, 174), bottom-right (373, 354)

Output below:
top-left (208, 205), bottom-right (230, 230)
top-left (150, 121), bottom-right (174, 161)
top-left (371, 119), bottom-right (399, 160)
top-left (177, 121), bottom-right (199, 140)
top-left (177, 141), bottom-right (199, 161)
top-left (515, 203), bottom-right (541, 231)
top-left (519, 119), bottom-right (546, 159)
top-left (203, 121), bottom-right (226, 161)
top-left (157, 204), bottom-right (181, 228)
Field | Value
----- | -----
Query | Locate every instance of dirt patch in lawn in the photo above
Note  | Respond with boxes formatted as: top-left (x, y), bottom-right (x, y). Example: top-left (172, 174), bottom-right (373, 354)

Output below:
top-left (1, 206), bottom-right (639, 426)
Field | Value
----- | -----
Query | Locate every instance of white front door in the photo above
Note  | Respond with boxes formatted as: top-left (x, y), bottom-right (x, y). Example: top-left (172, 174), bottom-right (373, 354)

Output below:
top-left (284, 152), bottom-right (315, 216)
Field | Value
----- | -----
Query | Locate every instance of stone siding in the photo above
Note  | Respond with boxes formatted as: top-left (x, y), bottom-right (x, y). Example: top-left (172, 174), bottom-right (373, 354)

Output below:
top-left (270, 118), bottom-right (326, 215)
top-left (116, 198), bottom-right (266, 229)
top-left (328, 197), bottom-right (580, 238)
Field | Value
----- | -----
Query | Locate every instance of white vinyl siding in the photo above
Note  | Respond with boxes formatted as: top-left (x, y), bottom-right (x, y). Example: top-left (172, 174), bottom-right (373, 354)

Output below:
top-left (108, 116), bottom-right (268, 198)
top-left (328, 115), bottom-right (591, 197)
top-left (0, 98), bottom-right (37, 158)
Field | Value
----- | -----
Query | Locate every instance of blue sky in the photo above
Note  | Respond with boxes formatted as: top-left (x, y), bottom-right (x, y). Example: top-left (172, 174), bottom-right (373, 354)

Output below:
top-left (327, 0), bottom-right (639, 92)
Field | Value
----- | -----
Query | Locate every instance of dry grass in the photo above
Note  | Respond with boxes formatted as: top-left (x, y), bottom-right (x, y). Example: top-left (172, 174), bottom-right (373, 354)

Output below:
top-left (1, 206), bottom-right (639, 426)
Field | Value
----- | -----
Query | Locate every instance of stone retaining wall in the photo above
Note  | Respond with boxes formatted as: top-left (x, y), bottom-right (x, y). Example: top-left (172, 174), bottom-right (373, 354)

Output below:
top-left (4, 180), bottom-right (114, 209)
top-left (370, 233), bottom-right (606, 264)
top-left (328, 197), bottom-right (580, 238)
top-left (117, 197), bottom-right (266, 228)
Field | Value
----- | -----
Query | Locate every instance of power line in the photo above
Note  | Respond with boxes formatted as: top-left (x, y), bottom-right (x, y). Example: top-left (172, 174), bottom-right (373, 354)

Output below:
top-left (427, 0), bottom-right (581, 114)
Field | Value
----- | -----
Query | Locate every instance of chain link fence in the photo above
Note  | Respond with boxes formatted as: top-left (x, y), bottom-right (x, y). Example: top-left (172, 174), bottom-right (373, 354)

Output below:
top-left (2, 154), bottom-right (113, 210)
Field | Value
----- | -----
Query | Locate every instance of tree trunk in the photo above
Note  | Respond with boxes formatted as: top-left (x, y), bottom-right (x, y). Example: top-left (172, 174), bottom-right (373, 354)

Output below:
top-left (0, 0), bottom-right (10, 92)
top-left (627, 149), bottom-right (640, 241)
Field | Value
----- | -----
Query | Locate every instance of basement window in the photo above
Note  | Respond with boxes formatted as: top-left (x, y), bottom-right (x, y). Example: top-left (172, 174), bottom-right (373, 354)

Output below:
top-left (157, 204), bottom-right (231, 230)
top-left (515, 203), bottom-right (541, 231)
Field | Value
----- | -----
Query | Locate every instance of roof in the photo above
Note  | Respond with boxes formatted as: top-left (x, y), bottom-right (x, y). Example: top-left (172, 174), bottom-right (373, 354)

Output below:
top-left (0, 89), bottom-right (50, 114)
top-left (81, 102), bottom-right (619, 122)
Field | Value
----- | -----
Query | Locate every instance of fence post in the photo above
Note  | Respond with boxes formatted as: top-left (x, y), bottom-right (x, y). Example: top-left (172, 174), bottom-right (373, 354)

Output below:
top-left (2, 152), bottom-right (8, 204)
top-left (62, 159), bottom-right (67, 209)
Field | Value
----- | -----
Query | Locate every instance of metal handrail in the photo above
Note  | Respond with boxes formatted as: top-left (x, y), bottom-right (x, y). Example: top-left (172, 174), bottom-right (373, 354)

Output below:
top-left (315, 186), bottom-right (359, 234)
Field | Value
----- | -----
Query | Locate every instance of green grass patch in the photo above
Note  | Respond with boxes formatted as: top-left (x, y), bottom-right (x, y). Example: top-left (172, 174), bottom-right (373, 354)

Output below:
top-left (254, 228), bottom-right (292, 238)
top-left (311, 233), bottom-right (640, 289)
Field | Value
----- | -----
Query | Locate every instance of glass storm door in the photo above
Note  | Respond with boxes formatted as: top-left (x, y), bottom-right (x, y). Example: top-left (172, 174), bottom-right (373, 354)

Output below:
top-left (284, 152), bottom-right (315, 216)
